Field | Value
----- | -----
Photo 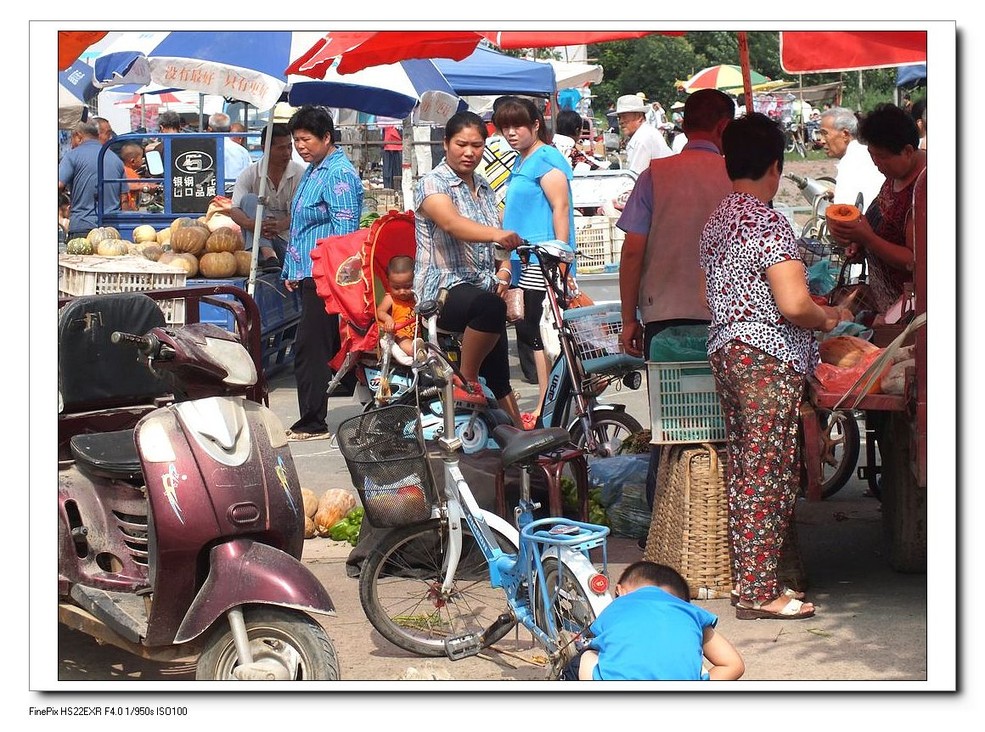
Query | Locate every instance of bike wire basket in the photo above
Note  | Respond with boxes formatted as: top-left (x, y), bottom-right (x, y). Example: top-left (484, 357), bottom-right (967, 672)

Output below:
top-left (562, 303), bottom-right (644, 378)
top-left (336, 405), bottom-right (438, 528)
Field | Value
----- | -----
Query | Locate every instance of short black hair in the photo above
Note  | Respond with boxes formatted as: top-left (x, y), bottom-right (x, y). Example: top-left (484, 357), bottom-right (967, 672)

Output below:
top-left (683, 89), bottom-right (735, 134)
top-left (158, 110), bottom-right (182, 131)
top-left (722, 112), bottom-right (785, 181)
top-left (556, 109), bottom-right (584, 138)
top-left (287, 105), bottom-right (335, 144)
top-left (858, 103), bottom-right (920, 154)
top-left (618, 561), bottom-right (691, 602)
top-left (261, 123), bottom-right (291, 148)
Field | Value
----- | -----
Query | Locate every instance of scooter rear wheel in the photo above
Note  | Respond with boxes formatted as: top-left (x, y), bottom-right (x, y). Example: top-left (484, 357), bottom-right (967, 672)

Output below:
top-left (196, 606), bottom-right (339, 680)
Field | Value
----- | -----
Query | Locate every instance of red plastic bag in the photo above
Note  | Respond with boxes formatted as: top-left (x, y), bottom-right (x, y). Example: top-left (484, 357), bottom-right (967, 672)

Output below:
top-left (813, 348), bottom-right (888, 395)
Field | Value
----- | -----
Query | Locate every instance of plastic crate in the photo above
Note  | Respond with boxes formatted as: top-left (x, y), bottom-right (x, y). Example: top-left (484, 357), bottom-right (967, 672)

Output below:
top-left (58, 254), bottom-right (187, 324)
top-left (647, 361), bottom-right (726, 444)
top-left (563, 303), bottom-right (644, 377)
top-left (574, 216), bottom-right (614, 272)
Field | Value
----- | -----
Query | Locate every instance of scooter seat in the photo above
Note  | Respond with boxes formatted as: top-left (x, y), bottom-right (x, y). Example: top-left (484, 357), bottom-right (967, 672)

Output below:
top-left (492, 425), bottom-right (574, 469)
top-left (70, 430), bottom-right (143, 483)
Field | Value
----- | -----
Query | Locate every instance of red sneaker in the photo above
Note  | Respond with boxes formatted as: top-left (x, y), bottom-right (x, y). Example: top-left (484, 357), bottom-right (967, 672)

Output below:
top-left (453, 379), bottom-right (488, 407)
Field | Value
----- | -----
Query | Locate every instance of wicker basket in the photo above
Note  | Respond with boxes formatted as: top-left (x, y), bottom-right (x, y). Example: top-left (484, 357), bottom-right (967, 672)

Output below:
top-left (644, 443), bottom-right (732, 599)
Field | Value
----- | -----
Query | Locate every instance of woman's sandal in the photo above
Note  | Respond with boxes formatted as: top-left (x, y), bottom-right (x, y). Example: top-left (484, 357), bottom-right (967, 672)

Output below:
top-left (735, 596), bottom-right (816, 621)
top-left (730, 586), bottom-right (805, 607)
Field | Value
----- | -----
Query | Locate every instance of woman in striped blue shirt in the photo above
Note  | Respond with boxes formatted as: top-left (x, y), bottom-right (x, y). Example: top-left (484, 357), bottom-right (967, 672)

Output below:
top-left (282, 106), bottom-right (363, 441)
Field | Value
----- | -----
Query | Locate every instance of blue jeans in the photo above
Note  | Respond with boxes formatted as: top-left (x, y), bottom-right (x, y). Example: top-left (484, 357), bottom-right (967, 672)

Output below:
top-left (238, 193), bottom-right (287, 262)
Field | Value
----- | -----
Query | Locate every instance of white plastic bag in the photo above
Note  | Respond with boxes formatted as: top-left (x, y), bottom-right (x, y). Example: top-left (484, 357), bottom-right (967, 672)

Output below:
top-left (540, 293), bottom-right (560, 363)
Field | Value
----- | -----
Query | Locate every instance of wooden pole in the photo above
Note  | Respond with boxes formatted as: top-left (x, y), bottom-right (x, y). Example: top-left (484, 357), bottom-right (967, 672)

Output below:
top-left (738, 32), bottom-right (753, 112)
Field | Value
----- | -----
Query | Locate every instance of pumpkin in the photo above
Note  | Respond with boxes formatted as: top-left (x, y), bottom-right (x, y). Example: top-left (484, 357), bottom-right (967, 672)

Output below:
top-left (234, 250), bottom-right (253, 277)
top-left (198, 251), bottom-right (238, 278)
top-left (301, 488), bottom-right (318, 518)
top-left (819, 335), bottom-right (880, 367)
top-left (96, 239), bottom-right (129, 257)
top-left (132, 224), bottom-right (157, 243)
top-left (140, 245), bottom-right (164, 262)
top-left (65, 238), bottom-right (92, 255)
top-left (206, 226), bottom-right (245, 253)
top-left (169, 216), bottom-right (197, 233)
top-left (86, 226), bottom-right (120, 246)
top-left (169, 225), bottom-right (210, 256)
top-left (304, 515), bottom-right (317, 539)
top-left (314, 489), bottom-right (357, 537)
top-left (156, 227), bottom-right (172, 247)
top-left (826, 204), bottom-right (861, 223)
top-left (159, 251), bottom-right (199, 277)
top-left (196, 216), bottom-right (210, 229)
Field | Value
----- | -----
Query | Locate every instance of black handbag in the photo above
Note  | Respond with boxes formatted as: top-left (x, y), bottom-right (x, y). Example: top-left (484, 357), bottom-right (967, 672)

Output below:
top-left (827, 259), bottom-right (878, 316)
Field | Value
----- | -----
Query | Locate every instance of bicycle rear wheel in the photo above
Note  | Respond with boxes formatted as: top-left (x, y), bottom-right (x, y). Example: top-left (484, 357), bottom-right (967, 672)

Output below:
top-left (359, 519), bottom-right (517, 657)
top-left (532, 555), bottom-right (599, 676)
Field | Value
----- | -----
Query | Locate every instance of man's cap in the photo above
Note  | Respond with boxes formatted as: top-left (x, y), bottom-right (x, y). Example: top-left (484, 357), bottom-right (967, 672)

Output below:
top-left (616, 95), bottom-right (648, 115)
top-left (635, 91), bottom-right (648, 101)
top-left (671, 101), bottom-right (685, 110)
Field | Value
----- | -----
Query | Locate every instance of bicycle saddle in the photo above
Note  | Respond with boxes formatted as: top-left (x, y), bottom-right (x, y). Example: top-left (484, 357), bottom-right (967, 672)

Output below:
top-left (492, 425), bottom-right (574, 469)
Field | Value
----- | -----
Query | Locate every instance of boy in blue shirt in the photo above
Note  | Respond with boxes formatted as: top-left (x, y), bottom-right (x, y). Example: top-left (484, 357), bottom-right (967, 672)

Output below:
top-left (570, 561), bottom-right (744, 681)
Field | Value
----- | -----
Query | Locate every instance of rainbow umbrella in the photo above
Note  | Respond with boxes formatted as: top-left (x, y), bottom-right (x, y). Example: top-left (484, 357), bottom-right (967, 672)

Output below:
top-left (680, 64), bottom-right (769, 94)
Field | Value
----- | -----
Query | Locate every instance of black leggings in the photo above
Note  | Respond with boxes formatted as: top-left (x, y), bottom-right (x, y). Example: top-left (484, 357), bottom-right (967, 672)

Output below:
top-left (437, 284), bottom-right (511, 399)
top-left (514, 288), bottom-right (545, 351)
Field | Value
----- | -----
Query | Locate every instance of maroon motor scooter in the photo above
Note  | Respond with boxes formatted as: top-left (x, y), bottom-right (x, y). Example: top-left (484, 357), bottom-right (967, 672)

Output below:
top-left (58, 309), bottom-right (340, 680)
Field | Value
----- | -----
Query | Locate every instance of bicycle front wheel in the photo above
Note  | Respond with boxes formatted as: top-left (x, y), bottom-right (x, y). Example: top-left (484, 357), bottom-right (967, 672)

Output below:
top-left (359, 519), bottom-right (517, 657)
top-left (569, 409), bottom-right (643, 458)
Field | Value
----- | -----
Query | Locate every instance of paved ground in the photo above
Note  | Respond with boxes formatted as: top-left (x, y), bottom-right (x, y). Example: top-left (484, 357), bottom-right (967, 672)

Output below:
top-left (56, 342), bottom-right (931, 689)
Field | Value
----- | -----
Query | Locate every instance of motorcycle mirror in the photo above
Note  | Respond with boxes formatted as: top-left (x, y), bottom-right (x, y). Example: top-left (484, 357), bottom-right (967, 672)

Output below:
top-left (145, 150), bottom-right (164, 177)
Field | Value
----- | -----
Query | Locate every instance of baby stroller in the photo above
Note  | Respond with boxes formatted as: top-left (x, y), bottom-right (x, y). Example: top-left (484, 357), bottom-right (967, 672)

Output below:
top-left (311, 211), bottom-right (509, 453)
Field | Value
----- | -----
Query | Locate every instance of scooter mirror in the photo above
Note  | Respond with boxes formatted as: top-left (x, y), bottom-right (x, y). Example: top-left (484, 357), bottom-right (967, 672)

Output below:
top-left (145, 149), bottom-right (164, 177)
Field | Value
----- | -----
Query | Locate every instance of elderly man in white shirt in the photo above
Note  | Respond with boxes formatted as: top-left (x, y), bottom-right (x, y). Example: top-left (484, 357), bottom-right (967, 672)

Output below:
top-left (615, 94), bottom-right (673, 175)
top-left (819, 106), bottom-right (886, 212)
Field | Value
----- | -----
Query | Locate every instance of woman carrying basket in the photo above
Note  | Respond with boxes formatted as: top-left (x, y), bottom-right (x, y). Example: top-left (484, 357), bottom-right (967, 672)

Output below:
top-left (699, 113), bottom-right (852, 621)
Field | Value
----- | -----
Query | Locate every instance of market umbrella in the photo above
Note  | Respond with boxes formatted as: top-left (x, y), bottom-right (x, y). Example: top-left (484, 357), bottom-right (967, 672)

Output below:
top-left (286, 30), bottom-right (683, 77)
top-left (679, 64), bottom-right (770, 94)
top-left (93, 31), bottom-right (326, 294)
top-left (286, 58), bottom-right (461, 120)
top-left (58, 59), bottom-right (98, 129)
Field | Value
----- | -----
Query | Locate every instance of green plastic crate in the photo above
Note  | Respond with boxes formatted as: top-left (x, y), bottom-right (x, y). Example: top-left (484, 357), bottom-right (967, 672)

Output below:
top-left (647, 361), bottom-right (726, 444)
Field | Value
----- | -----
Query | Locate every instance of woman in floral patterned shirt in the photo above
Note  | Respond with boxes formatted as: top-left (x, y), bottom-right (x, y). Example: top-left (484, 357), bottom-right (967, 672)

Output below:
top-left (699, 113), bottom-right (852, 621)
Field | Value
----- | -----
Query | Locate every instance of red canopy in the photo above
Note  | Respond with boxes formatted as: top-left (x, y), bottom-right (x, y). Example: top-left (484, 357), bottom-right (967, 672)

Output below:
top-left (478, 31), bottom-right (679, 49)
top-left (58, 31), bottom-right (108, 70)
top-left (779, 31), bottom-right (927, 73)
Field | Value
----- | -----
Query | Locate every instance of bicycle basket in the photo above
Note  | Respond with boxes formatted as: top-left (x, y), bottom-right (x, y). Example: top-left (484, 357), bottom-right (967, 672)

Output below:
top-left (336, 405), bottom-right (437, 528)
top-left (562, 302), bottom-right (644, 377)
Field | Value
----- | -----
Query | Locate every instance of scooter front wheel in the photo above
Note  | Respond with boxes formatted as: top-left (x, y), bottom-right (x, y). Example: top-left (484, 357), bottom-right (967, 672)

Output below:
top-left (196, 606), bottom-right (340, 680)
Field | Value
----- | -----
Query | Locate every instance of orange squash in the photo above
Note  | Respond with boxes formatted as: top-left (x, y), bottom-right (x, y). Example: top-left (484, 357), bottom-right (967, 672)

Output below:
top-left (169, 225), bottom-right (210, 256)
top-left (234, 250), bottom-right (253, 277)
top-left (314, 489), bottom-right (357, 537)
top-left (819, 335), bottom-right (880, 367)
top-left (205, 226), bottom-right (245, 253)
top-left (826, 204), bottom-right (861, 223)
top-left (198, 251), bottom-right (238, 278)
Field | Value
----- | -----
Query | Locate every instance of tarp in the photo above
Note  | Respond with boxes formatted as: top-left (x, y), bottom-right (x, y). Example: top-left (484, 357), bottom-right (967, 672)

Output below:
top-left (435, 47), bottom-right (556, 97)
top-left (780, 31), bottom-right (927, 73)
top-left (897, 64), bottom-right (927, 87)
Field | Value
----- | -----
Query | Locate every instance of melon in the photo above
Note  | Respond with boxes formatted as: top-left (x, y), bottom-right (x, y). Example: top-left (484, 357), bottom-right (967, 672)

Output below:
top-left (826, 204), bottom-right (861, 223)
top-left (132, 224), bottom-right (157, 243)
top-left (65, 238), bottom-right (92, 255)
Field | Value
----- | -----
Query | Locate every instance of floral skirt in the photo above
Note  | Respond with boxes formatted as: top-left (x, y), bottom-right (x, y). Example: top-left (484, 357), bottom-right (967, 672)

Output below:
top-left (709, 340), bottom-right (805, 604)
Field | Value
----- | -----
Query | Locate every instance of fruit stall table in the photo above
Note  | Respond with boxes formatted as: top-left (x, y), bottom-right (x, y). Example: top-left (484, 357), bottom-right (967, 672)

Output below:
top-left (801, 171), bottom-right (928, 573)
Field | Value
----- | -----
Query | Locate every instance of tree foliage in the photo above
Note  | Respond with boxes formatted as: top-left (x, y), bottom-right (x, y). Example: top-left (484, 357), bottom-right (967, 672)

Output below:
top-left (587, 31), bottom-right (901, 121)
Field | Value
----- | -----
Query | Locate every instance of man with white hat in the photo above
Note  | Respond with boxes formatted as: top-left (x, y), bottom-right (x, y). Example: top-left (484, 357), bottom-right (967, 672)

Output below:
top-left (616, 93), bottom-right (672, 175)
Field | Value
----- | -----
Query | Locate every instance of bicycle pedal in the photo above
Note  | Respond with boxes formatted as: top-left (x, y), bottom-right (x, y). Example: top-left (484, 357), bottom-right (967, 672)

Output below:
top-left (444, 633), bottom-right (482, 661)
